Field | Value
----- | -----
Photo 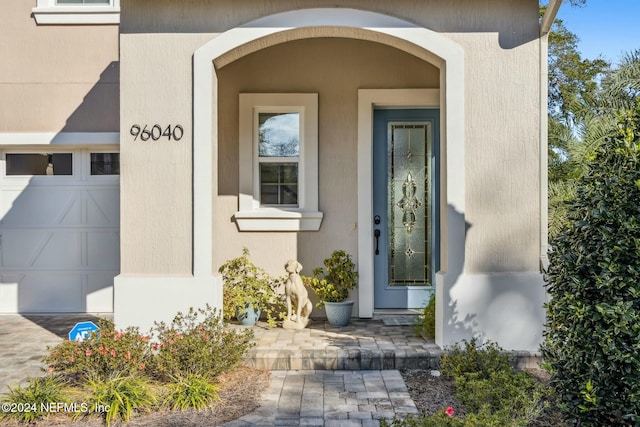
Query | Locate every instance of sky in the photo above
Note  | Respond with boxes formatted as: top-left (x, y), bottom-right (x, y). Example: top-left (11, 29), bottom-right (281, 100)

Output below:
top-left (555, 0), bottom-right (640, 65)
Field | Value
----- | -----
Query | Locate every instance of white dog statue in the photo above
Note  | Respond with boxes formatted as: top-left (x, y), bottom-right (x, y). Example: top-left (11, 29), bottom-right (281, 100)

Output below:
top-left (282, 259), bottom-right (312, 329)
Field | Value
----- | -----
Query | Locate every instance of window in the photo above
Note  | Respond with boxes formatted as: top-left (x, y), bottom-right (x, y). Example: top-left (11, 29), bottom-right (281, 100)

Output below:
top-left (258, 112), bottom-right (300, 206)
top-left (90, 153), bottom-right (119, 175)
top-left (236, 93), bottom-right (323, 231)
top-left (6, 153), bottom-right (72, 176)
top-left (32, 0), bottom-right (119, 24)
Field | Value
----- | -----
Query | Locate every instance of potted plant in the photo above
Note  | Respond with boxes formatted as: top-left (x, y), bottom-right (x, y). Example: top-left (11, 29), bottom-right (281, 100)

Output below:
top-left (304, 250), bottom-right (358, 327)
top-left (218, 248), bottom-right (285, 326)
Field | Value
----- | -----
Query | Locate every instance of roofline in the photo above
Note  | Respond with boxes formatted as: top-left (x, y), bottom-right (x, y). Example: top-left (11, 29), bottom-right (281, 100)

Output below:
top-left (540, 0), bottom-right (562, 36)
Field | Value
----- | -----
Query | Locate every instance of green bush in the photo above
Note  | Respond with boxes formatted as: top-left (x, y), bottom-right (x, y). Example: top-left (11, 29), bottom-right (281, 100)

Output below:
top-left (542, 108), bottom-right (640, 426)
top-left (415, 292), bottom-right (436, 339)
top-left (150, 305), bottom-right (254, 380)
top-left (164, 374), bottom-right (219, 411)
top-left (440, 338), bottom-right (511, 380)
top-left (218, 248), bottom-right (286, 326)
top-left (0, 376), bottom-right (66, 423)
top-left (86, 376), bottom-right (156, 426)
top-left (44, 318), bottom-right (152, 382)
top-left (304, 249), bottom-right (358, 306)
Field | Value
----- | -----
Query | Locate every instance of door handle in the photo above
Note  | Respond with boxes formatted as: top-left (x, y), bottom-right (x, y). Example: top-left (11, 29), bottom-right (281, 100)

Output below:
top-left (374, 229), bottom-right (381, 255)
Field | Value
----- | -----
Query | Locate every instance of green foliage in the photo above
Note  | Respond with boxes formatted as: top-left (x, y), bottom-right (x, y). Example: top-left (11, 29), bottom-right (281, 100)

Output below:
top-left (542, 108), bottom-right (640, 426)
top-left (454, 370), bottom-right (545, 426)
top-left (0, 376), bottom-right (66, 423)
top-left (303, 249), bottom-right (358, 307)
top-left (444, 339), bottom-right (547, 426)
top-left (547, 14), bottom-right (609, 122)
top-left (150, 305), bottom-right (254, 381)
top-left (164, 374), bottom-right (219, 411)
top-left (86, 376), bottom-right (156, 426)
top-left (218, 247), bottom-right (286, 326)
top-left (43, 318), bottom-right (152, 382)
top-left (386, 340), bottom-right (549, 427)
top-left (415, 292), bottom-right (436, 339)
top-left (439, 338), bottom-right (511, 380)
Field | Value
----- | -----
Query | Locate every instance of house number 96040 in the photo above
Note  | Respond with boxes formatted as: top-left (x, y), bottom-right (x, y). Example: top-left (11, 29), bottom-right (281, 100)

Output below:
top-left (130, 124), bottom-right (184, 142)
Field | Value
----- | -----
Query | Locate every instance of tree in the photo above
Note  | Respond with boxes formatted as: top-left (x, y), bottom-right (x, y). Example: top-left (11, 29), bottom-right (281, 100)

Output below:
top-left (542, 107), bottom-right (640, 426)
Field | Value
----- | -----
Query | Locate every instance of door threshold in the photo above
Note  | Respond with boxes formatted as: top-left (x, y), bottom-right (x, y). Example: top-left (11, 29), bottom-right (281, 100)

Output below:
top-left (373, 308), bottom-right (422, 316)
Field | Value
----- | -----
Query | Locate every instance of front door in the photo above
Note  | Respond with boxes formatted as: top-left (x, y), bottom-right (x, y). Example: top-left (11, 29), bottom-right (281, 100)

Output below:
top-left (373, 109), bottom-right (439, 309)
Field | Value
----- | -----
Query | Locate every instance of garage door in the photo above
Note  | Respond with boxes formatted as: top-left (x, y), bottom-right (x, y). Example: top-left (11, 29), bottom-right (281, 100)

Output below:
top-left (0, 149), bottom-right (119, 313)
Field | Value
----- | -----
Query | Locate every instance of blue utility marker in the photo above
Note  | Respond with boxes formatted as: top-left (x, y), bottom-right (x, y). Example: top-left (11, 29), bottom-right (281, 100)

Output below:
top-left (68, 321), bottom-right (99, 342)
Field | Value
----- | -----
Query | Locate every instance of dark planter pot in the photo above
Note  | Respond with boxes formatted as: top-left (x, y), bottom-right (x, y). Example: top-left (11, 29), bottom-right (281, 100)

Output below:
top-left (236, 305), bottom-right (261, 326)
top-left (324, 300), bottom-right (354, 327)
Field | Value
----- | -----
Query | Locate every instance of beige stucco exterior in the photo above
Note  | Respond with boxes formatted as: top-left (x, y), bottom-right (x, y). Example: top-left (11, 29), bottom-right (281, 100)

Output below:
top-left (113, 0), bottom-right (548, 351)
top-left (117, 2), bottom-right (541, 269)
top-left (0, 0), bottom-right (551, 351)
top-left (0, 0), bottom-right (118, 133)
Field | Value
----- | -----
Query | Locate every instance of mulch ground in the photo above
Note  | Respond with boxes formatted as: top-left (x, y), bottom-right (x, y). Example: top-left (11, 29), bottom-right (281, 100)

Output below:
top-left (400, 368), bottom-right (569, 427)
top-left (1, 366), bottom-right (271, 427)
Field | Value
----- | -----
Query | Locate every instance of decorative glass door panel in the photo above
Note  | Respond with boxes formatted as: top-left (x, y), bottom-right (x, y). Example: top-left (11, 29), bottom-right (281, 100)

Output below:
top-left (372, 109), bottom-right (439, 309)
top-left (388, 124), bottom-right (431, 287)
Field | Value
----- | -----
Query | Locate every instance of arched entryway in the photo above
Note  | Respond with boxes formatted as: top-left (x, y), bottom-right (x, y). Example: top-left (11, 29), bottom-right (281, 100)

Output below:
top-left (192, 8), bottom-right (465, 347)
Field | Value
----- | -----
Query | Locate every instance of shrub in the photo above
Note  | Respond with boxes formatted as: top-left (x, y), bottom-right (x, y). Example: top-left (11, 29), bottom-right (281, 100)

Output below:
top-left (150, 305), bottom-right (254, 380)
top-left (0, 375), bottom-right (66, 423)
top-left (164, 374), bottom-right (219, 411)
top-left (442, 339), bottom-right (547, 427)
top-left (44, 318), bottom-right (152, 382)
top-left (415, 292), bottom-right (436, 339)
top-left (218, 248), bottom-right (286, 326)
top-left (542, 108), bottom-right (640, 426)
top-left (86, 376), bottom-right (156, 426)
top-left (304, 249), bottom-right (358, 306)
top-left (439, 338), bottom-right (511, 380)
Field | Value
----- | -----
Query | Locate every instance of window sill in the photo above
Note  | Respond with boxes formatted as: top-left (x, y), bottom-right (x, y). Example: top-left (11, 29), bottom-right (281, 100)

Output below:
top-left (32, 6), bottom-right (120, 24)
top-left (234, 209), bottom-right (323, 231)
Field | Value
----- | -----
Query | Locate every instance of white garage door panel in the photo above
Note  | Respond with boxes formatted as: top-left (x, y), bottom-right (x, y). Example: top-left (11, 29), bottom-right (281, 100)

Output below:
top-left (0, 188), bottom-right (79, 226)
top-left (86, 273), bottom-right (117, 312)
top-left (87, 189), bottom-right (120, 225)
top-left (1, 230), bottom-right (82, 267)
top-left (0, 148), bottom-right (120, 313)
top-left (87, 231), bottom-right (120, 269)
top-left (17, 273), bottom-right (84, 312)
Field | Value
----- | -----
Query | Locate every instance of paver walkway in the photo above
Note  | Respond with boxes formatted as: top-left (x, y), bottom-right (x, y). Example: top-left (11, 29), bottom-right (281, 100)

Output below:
top-left (221, 370), bottom-right (418, 427)
top-left (0, 315), bottom-right (426, 426)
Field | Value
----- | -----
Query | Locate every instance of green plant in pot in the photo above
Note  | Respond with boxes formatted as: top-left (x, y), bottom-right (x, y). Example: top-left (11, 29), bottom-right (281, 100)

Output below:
top-left (218, 248), bottom-right (285, 327)
top-left (304, 250), bottom-right (358, 327)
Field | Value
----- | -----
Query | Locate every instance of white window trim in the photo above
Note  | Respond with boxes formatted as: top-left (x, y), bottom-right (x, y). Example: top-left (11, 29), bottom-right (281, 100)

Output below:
top-left (32, 0), bottom-right (120, 25)
top-left (236, 93), bottom-right (323, 231)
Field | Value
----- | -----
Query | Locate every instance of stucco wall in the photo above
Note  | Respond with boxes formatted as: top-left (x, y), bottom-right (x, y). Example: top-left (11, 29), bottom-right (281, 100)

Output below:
top-left (216, 38), bottom-right (439, 308)
top-left (0, 0), bottom-right (118, 133)
top-left (119, 0), bottom-right (542, 278)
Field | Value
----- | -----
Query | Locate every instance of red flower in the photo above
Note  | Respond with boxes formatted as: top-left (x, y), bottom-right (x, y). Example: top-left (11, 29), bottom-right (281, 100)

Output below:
top-left (152, 343), bottom-right (159, 351)
top-left (125, 351), bottom-right (131, 360)
top-left (139, 363), bottom-right (145, 370)
top-left (445, 407), bottom-right (454, 417)
top-left (110, 349), bottom-right (116, 357)
top-left (68, 355), bottom-right (74, 362)
top-left (85, 349), bottom-right (92, 356)
top-left (168, 339), bottom-right (174, 345)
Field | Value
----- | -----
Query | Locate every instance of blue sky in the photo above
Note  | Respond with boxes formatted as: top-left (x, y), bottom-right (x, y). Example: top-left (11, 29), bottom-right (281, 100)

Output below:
top-left (555, 0), bottom-right (640, 64)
